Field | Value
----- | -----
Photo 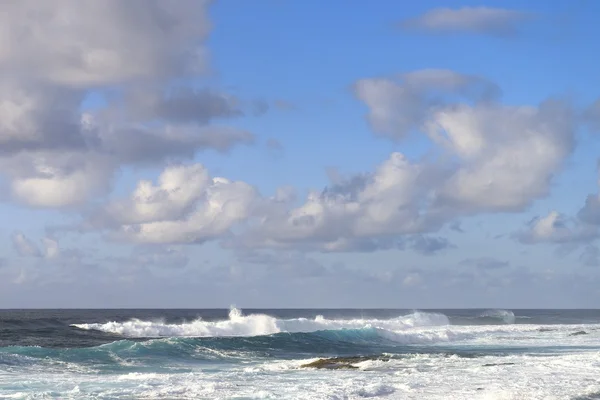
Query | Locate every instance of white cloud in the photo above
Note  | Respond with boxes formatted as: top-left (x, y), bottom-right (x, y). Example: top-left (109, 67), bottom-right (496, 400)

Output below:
top-left (4, 151), bottom-right (114, 208)
top-left (0, 82), bottom-right (85, 153)
top-left (102, 164), bottom-right (210, 225)
top-left (516, 211), bottom-right (597, 244)
top-left (514, 163), bottom-right (600, 248)
top-left (354, 69), bottom-right (499, 140)
top-left (429, 100), bottom-right (574, 211)
top-left (0, 0), bottom-right (212, 86)
top-left (0, 0), bottom-right (259, 209)
top-left (42, 237), bottom-right (60, 259)
top-left (400, 7), bottom-right (531, 36)
top-left (97, 163), bottom-right (258, 244)
top-left (238, 72), bottom-right (576, 251)
top-left (240, 152), bottom-right (438, 251)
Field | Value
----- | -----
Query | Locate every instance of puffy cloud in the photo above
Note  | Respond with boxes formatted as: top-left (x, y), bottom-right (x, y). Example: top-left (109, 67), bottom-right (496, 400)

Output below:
top-left (514, 163), bottom-right (600, 248)
top-left (84, 117), bottom-right (254, 165)
top-left (0, 0), bottom-right (261, 210)
top-left (0, 82), bottom-right (86, 154)
top-left (42, 237), bottom-right (60, 259)
top-left (11, 233), bottom-right (42, 257)
top-left (4, 151), bottom-right (114, 207)
top-left (0, 0), bottom-right (212, 87)
top-left (354, 69), bottom-right (499, 140)
top-left (356, 72), bottom-right (574, 212)
top-left (429, 100), bottom-right (574, 212)
top-left (93, 163), bottom-right (258, 244)
top-left (515, 211), bottom-right (597, 244)
top-left (357, 72), bottom-right (574, 214)
top-left (236, 71), bottom-right (576, 252)
top-left (239, 152), bottom-right (441, 251)
top-left (399, 7), bottom-right (531, 37)
top-left (98, 164), bottom-right (210, 226)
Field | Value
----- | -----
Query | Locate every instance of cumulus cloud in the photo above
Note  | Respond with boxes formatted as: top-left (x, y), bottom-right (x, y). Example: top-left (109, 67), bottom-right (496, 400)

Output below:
top-left (513, 163), bottom-right (600, 249)
top-left (4, 152), bottom-right (115, 207)
top-left (428, 100), bottom-right (574, 212)
top-left (0, 0), bottom-right (258, 210)
top-left (354, 69), bottom-right (499, 140)
top-left (0, 0), bottom-right (580, 263)
top-left (515, 211), bottom-right (597, 244)
top-left (238, 152), bottom-right (440, 251)
top-left (42, 237), bottom-right (60, 259)
top-left (0, 0), bottom-right (212, 86)
top-left (99, 164), bottom-right (210, 226)
top-left (90, 163), bottom-right (258, 244)
top-left (233, 70), bottom-right (576, 252)
top-left (399, 7), bottom-right (531, 37)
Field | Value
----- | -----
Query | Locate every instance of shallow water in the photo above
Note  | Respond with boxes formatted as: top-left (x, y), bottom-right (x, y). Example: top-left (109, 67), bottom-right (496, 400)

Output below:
top-left (1, 308), bottom-right (600, 399)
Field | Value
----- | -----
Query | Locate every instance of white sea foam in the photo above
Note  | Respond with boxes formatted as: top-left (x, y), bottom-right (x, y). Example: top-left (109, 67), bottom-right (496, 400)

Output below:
top-left (4, 350), bottom-right (600, 399)
top-left (72, 307), bottom-right (450, 339)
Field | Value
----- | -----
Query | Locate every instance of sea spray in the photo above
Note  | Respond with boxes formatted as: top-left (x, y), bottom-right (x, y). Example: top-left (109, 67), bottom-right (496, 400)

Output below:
top-left (72, 308), bottom-right (450, 338)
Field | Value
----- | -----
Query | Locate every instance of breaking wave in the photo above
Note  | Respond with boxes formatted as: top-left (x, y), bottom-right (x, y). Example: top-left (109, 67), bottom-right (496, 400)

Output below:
top-left (72, 307), bottom-right (450, 338)
top-left (479, 309), bottom-right (516, 324)
top-left (0, 327), bottom-right (475, 368)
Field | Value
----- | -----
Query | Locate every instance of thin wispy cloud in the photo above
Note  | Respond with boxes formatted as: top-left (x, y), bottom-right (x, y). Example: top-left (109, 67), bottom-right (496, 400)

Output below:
top-left (400, 7), bottom-right (532, 37)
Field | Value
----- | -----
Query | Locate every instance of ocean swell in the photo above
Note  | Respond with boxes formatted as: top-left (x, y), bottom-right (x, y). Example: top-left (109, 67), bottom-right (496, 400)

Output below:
top-left (479, 310), bottom-right (516, 324)
top-left (72, 308), bottom-right (450, 338)
top-left (1, 326), bottom-right (472, 369)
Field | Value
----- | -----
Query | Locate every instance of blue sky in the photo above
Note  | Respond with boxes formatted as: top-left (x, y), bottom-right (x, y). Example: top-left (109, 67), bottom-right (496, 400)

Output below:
top-left (0, 0), bottom-right (599, 308)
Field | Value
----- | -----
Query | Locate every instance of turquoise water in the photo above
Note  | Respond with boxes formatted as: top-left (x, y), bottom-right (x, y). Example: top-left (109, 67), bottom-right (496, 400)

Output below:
top-left (2, 308), bottom-right (600, 399)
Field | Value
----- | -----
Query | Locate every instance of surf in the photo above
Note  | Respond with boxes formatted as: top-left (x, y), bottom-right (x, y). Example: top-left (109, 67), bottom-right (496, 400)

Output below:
top-left (71, 307), bottom-right (450, 338)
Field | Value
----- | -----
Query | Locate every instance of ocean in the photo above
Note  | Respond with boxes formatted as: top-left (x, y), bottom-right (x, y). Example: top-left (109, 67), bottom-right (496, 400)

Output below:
top-left (1, 308), bottom-right (600, 399)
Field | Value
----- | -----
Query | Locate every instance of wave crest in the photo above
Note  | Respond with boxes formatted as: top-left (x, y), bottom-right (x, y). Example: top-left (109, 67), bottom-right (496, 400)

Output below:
top-left (479, 309), bottom-right (516, 324)
top-left (72, 308), bottom-right (450, 338)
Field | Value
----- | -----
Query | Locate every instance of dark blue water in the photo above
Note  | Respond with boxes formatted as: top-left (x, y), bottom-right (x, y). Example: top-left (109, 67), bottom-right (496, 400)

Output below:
top-left (2, 308), bottom-right (600, 348)
top-left (2, 309), bottom-right (600, 399)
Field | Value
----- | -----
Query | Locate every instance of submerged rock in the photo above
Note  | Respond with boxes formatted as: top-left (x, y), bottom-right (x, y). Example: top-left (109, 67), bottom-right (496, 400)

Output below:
top-left (569, 330), bottom-right (588, 336)
top-left (300, 356), bottom-right (389, 370)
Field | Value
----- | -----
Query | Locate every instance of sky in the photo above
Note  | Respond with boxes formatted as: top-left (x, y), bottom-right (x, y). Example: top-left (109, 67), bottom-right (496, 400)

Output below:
top-left (1, 0), bottom-right (600, 308)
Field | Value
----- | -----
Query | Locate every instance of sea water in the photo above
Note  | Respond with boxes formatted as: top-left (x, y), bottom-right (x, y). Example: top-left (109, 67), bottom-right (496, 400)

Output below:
top-left (1, 308), bottom-right (600, 399)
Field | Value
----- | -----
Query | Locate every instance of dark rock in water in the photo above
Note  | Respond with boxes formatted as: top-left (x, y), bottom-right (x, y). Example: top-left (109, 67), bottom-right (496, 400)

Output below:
top-left (570, 330), bottom-right (588, 336)
top-left (300, 356), bottom-right (389, 370)
top-left (476, 388), bottom-right (485, 391)
top-left (482, 362), bottom-right (515, 367)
